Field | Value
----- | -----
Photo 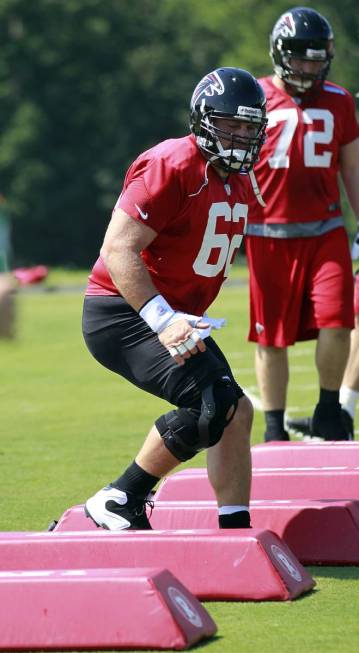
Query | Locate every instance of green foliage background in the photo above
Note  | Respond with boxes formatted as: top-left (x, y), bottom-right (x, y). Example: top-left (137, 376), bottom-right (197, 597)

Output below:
top-left (0, 0), bottom-right (358, 266)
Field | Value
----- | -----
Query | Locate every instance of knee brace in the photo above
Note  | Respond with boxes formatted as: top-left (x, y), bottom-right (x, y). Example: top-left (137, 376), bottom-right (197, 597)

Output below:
top-left (199, 377), bottom-right (240, 447)
top-left (155, 377), bottom-right (241, 462)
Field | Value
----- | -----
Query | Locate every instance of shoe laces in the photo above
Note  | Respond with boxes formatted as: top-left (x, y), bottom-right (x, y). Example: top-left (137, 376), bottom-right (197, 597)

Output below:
top-left (133, 497), bottom-right (154, 519)
top-left (125, 490), bottom-right (154, 519)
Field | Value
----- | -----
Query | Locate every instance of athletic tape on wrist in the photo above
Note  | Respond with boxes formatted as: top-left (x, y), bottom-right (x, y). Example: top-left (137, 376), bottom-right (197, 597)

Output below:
top-left (139, 295), bottom-right (175, 333)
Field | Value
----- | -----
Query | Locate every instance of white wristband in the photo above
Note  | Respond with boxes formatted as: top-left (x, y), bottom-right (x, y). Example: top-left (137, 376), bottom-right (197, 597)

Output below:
top-left (139, 295), bottom-right (175, 333)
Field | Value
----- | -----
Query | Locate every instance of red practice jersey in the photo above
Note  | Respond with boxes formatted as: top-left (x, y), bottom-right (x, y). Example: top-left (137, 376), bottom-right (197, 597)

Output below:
top-left (87, 135), bottom-right (251, 314)
top-left (250, 77), bottom-right (359, 224)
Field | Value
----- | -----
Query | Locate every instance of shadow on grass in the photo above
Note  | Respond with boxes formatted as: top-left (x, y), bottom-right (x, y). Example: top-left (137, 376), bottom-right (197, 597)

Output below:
top-left (309, 566), bottom-right (359, 581)
top-left (192, 635), bottom-right (223, 649)
top-left (286, 586), bottom-right (319, 602)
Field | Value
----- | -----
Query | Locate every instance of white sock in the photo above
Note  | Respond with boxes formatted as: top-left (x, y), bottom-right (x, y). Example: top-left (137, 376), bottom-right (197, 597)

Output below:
top-left (340, 386), bottom-right (359, 419)
top-left (218, 505), bottom-right (249, 516)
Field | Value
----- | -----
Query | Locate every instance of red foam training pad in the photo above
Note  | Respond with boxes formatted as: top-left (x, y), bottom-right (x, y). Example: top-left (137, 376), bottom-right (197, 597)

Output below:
top-left (52, 500), bottom-right (359, 565)
top-left (155, 467), bottom-right (359, 501)
top-left (54, 505), bottom-right (98, 531)
top-left (0, 567), bottom-right (216, 650)
top-left (252, 499), bottom-right (359, 565)
top-left (251, 441), bottom-right (359, 469)
top-left (149, 500), bottom-right (359, 565)
top-left (0, 529), bottom-right (314, 601)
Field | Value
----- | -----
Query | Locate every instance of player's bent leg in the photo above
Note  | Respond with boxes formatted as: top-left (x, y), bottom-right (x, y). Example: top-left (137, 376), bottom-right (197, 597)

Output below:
top-left (85, 374), bottom-right (243, 532)
top-left (86, 378), bottom-right (244, 531)
top-left (83, 302), bottom-right (248, 528)
top-left (206, 395), bottom-right (253, 528)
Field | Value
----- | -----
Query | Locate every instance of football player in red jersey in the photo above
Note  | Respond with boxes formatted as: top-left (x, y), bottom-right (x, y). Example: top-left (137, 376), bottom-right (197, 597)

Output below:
top-left (83, 67), bottom-right (267, 530)
top-left (246, 6), bottom-right (359, 442)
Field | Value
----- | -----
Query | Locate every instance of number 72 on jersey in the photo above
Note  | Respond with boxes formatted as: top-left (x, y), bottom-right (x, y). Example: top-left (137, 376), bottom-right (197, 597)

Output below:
top-left (268, 107), bottom-right (333, 169)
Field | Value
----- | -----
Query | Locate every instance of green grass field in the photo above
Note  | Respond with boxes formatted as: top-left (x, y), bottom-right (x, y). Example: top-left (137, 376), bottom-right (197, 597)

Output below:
top-left (1, 267), bottom-right (358, 652)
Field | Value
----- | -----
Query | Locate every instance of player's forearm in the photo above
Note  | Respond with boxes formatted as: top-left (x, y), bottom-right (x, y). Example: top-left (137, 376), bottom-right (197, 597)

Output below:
top-left (101, 246), bottom-right (158, 311)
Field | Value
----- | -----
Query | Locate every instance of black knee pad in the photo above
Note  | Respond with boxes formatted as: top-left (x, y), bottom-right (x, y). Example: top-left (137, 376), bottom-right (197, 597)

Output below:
top-left (199, 377), bottom-right (240, 447)
top-left (156, 408), bottom-right (201, 462)
top-left (156, 377), bottom-right (242, 461)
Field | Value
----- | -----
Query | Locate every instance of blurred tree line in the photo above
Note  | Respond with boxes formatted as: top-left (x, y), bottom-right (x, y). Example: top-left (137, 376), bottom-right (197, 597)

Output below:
top-left (0, 0), bottom-right (358, 267)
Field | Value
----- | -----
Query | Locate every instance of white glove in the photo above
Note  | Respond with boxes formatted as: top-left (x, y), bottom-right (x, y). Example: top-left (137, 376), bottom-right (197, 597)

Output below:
top-left (352, 230), bottom-right (359, 260)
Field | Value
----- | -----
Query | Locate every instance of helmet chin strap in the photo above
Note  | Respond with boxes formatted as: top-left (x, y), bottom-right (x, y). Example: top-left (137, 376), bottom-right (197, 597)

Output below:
top-left (286, 76), bottom-right (314, 93)
top-left (208, 148), bottom-right (266, 207)
top-left (249, 170), bottom-right (266, 207)
top-left (274, 64), bottom-right (317, 93)
top-left (216, 139), bottom-right (253, 173)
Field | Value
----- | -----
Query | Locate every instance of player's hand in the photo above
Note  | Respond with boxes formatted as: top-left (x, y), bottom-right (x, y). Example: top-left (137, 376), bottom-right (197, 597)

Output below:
top-left (159, 318), bottom-right (209, 366)
top-left (166, 311), bottom-right (226, 339)
top-left (352, 229), bottom-right (359, 260)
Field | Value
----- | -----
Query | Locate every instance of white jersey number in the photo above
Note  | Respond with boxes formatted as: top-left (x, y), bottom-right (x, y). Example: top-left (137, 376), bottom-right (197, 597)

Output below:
top-left (268, 107), bottom-right (333, 169)
top-left (193, 201), bottom-right (247, 278)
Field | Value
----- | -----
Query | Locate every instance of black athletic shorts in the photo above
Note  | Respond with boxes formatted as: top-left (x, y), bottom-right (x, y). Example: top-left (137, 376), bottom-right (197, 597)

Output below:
top-left (82, 296), bottom-right (244, 411)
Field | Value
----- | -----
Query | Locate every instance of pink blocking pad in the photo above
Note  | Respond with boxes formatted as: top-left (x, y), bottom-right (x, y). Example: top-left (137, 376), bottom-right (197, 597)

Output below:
top-left (0, 529), bottom-right (314, 601)
top-left (0, 567), bottom-right (216, 650)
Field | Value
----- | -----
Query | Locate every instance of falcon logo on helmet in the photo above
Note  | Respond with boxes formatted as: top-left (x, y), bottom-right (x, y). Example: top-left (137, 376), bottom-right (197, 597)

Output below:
top-left (277, 13), bottom-right (296, 38)
top-left (191, 71), bottom-right (225, 107)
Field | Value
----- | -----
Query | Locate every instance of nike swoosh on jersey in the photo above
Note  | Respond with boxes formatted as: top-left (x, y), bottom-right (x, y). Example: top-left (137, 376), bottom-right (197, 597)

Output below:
top-left (134, 204), bottom-right (149, 220)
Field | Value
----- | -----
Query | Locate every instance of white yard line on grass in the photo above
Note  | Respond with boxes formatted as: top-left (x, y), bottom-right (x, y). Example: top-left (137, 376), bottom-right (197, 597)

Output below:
top-left (289, 347), bottom-right (314, 357)
top-left (289, 384), bottom-right (317, 391)
top-left (243, 387), bottom-right (263, 411)
top-left (243, 386), bottom-right (313, 415)
top-left (232, 367), bottom-right (256, 375)
top-left (233, 365), bottom-right (313, 375)
top-left (289, 365), bottom-right (314, 372)
top-left (228, 351), bottom-right (253, 359)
